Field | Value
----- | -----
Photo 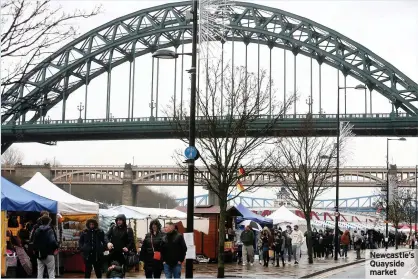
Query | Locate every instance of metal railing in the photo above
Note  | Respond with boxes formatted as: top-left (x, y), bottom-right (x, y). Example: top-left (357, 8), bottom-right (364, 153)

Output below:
top-left (3, 113), bottom-right (413, 126)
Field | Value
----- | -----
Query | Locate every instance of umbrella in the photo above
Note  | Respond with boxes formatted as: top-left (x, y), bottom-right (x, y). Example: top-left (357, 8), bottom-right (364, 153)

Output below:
top-left (239, 220), bottom-right (262, 231)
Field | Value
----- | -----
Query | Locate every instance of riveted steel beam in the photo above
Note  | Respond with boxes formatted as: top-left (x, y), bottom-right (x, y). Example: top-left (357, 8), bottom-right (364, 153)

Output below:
top-left (2, 1), bottom-right (417, 125)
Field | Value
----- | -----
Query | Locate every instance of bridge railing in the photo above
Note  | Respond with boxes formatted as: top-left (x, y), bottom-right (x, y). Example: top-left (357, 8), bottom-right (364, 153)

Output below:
top-left (3, 113), bottom-right (414, 125)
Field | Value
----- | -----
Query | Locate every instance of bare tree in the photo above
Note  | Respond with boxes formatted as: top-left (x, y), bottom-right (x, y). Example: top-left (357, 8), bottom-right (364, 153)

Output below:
top-left (376, 187), bottom-right (414, 249)
top-left (267, 119), bottom-right (353, 264)
top-left (1, 146), bottom-right (24, 165)
top-left (401, 190), bottom-right (416, 241)
top-left (168, 61), bottom-right (292, 278)
top-left (1, 0), bottom-right (101, 93)
top-left (35, 157), bottom-right (60, 166)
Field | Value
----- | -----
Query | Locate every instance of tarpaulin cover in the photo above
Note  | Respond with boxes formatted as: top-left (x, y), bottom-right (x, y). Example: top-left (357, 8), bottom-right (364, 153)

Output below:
top-left (1, 177), bottom-right (57, 213)
top-left (236, 203), bottom-right (273, 226)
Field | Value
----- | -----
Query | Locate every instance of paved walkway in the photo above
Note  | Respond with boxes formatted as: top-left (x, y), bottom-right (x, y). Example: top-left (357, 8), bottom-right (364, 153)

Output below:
top-left (62, 249), bottom-right (366, 278)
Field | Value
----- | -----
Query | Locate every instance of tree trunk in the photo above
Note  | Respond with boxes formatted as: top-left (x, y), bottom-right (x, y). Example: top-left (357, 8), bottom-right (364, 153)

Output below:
top-left (395, 227), bottom-right (398, 250)
top-left (305, 216), bottom-right (313, 264)
top-left (217, 196), bottom-right (227, 278)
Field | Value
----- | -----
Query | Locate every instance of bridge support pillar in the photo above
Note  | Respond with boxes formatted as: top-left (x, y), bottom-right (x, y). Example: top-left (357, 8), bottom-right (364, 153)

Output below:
top-left (122, 163), bottom-right (135, 206)
top-left (207, 188), bottom-right (219, 206)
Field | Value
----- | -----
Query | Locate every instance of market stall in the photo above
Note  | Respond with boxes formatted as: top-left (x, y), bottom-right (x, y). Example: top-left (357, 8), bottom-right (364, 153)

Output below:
top-left (1, 177), bottom-right (58, 277)
top-left (267, 206), bottom-right (306, 228)
top-left (22, 172), bottom-right (99, 273)
top-left (110, 205), bottom-right (210, 236)
top-left (176, 205), bottom-right (242, 261)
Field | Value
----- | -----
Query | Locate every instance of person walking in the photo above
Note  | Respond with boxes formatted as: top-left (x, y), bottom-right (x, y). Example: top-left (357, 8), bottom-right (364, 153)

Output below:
top-left (106, 214), bottom-right (135, 272)
top-left (260, 227), bottom-right (273, 267)
top-left (140, 219), bottom-right (164, 278)
top-left (283, 225), bottom-right (293, 263)
top-left (240, 226), bottom-right (255, 266)
top-left (274, 229), bottom-right (285, 267)
top-left (291, 225), bottom-right (304, 264)
top-left (340, 230), bottom-right (350, 258)
top-left (161, 222), bottom-right (187, 278)
top-left (79, 219), bottom-right (108, 278)
top-left (32, 215), bottom-right (58, 279)
top-left (353, 230), bottom-right (363, 260)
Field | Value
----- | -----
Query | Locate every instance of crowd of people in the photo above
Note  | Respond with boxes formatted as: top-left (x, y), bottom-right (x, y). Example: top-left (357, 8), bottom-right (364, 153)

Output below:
top-left (7, 210), bottom-right (417, 278)
top-left (236, 224), bottom-right (414, 267)
top-left (7, 211), bottom-right (187, 279)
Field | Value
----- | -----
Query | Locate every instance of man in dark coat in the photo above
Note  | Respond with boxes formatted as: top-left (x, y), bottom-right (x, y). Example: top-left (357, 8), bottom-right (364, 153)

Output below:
top-left (106, 214), bottom-right (135, 270)
top-left (161, 222), bottom-right (187, 279)
top-left (79, 219), bottom-right (108, 278)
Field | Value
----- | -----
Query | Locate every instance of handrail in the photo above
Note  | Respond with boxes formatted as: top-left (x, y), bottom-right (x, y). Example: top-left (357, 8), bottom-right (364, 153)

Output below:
top-left (2, 113), bottom-right (414, 126)
top-left (3, 164), bottom-right (415, 169)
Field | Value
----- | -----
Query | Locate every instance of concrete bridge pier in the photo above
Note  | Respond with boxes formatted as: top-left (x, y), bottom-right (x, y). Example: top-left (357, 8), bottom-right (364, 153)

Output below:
top-left (208, 189), bottom-right (219, 206)
top-left (122, 163), bottom-right (135, 206)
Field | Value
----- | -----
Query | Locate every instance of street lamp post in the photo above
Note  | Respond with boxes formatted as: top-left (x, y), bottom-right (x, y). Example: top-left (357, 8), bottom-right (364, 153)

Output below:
top-left (153, 1), bottom-right (198, 277)
top-left (333, 83), bottom-right (365, 260)
top-left (385, 137), bottom-right (406, 249)
top-left (77, 102), bottom-right (84, 120)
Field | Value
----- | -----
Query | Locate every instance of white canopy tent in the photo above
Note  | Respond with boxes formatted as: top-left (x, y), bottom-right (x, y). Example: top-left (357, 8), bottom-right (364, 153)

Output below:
top-left (22, 172), bottom-right (99, 215)
top-left (106, 205), bottom-right (210, 235)
top-left (267, 206), bottom-right (306, 226)
top-left (115, 205), bottom-right (188, 219)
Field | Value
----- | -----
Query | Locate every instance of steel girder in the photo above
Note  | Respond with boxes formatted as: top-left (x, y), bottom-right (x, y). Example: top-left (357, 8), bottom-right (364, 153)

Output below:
top-left (2, 1), bottom-right (418, 124)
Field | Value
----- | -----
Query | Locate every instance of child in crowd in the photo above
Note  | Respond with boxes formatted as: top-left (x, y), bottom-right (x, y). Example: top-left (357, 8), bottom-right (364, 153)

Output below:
top-left (107, 260), bottom-right (124, 278)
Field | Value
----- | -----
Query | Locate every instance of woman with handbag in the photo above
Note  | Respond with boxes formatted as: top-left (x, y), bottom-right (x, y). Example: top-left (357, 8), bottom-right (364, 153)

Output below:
top-left (139, 219), bottom-right (164, 278)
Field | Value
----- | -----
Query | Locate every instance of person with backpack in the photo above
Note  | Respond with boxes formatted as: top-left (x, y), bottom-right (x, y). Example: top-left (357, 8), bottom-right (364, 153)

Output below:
top-left (106, 214), bottom-right (135, 272)
top-left (79, 219), bottom-right (108, 278)
top-left (32, 215), bottom-right (58, 278)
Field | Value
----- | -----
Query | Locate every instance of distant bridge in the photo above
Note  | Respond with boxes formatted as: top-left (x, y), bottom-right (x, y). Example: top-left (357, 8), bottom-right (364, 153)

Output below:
top-left (175, 194), bottom-right (381, 212)
top-left (2, 164), bottom-right (417, 188)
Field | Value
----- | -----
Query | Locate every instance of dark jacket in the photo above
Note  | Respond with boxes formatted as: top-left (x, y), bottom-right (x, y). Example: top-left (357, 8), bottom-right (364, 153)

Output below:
top-left (30, 218), bottom-right (57, 244)
top-left (79, 219), bottom-right (108, 262)
top-left (33, 225), bottom-right (58, 259)
top-left (140, 231), bottom-right (165, 269)
top-left (161, 230), bottom-right (187, 267)
top-left (106, 214), bottom-right (135, 254)
top-left (274, 232), bottom-right (285, 252)
top-left (107, 261), bottom-right (124, 278)
top-left (241, 230), bottom-right (255, 246)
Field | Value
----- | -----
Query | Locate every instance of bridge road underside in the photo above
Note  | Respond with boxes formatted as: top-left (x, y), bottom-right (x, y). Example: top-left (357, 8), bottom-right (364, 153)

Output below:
top-left (1, 115), bottom-right (418, 150)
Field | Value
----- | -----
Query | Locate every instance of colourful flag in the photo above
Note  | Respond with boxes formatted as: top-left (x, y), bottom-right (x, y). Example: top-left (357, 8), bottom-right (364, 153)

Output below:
top-left (237, 180), bottom-right (244, 192)
top-left (238, 166), bottom-right (245, 177)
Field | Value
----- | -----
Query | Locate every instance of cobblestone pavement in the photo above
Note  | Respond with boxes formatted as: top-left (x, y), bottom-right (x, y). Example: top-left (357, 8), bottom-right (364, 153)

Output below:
top-left (63, 250), bottom-right (366, 278)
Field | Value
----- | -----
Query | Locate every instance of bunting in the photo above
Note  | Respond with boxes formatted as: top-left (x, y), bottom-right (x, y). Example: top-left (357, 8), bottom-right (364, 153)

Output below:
top-left (236, 180), bottom-right (244, 192)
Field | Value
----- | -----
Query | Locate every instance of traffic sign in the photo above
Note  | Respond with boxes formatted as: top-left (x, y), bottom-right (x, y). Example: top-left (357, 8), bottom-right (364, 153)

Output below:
top-left (184, 146), bottom-right (198, 160)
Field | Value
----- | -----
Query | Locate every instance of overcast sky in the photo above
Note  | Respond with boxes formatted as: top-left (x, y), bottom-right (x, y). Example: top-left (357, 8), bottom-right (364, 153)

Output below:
top-left (13, 0), bottom-right (418, 201)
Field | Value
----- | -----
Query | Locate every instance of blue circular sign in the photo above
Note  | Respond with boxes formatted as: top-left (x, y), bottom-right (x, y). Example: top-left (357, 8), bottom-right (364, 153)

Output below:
top-left (184, 146), bottom-right (198, 160)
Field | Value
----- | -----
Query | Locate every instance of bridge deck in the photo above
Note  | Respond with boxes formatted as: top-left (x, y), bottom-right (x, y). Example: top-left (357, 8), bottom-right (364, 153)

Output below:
top-left (2, 114), bottom-right (417, 144)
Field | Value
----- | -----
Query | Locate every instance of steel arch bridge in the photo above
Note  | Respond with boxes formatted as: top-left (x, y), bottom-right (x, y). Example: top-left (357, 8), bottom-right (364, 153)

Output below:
top-left (175, 194), bottom-right (383, 212)
top-left (2, 1), bottom-right (418, 152)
